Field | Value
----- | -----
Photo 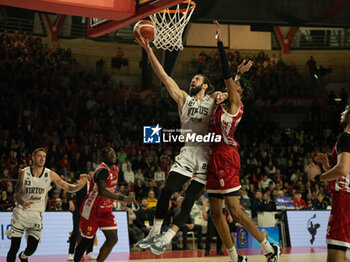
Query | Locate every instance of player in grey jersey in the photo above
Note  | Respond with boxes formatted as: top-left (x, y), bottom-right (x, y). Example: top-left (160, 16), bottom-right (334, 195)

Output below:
top-left (6, 147), bottom-right (87, 262)
top-left (135, 37), bottom-right (227, 255)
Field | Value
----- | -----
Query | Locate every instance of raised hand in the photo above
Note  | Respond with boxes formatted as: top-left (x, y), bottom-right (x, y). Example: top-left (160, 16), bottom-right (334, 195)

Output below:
top-left (135, 36), bottom-right (152, 52)
top-left (238, 59), bottom-right (254, 74)
top-left (306, 162), bottom-right (321, 181)
top-left (216, 92), bottom-right (228, 104)
top-left (213, 20), bottom-right (222, 42)
top-left (314, 153), bottom-right (331, 171)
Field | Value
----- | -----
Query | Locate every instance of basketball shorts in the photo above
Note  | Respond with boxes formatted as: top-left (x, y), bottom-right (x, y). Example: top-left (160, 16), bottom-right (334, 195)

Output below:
top-left (206, 145), bottom-right (241, 194)
top-left (80, 208), bottom-right (117, 239)
top-left (169, 145), bottom-right (210, 185)
top-left (326, 191), bottom-right (350, 248)
top-left (5, 207), bottom-right (43, 240)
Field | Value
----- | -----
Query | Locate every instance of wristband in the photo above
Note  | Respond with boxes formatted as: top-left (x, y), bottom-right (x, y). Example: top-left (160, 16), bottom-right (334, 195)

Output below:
top-left (236, 71), bottom-right (242, 76)
top-left (314, 175), bottom-right (321, 182)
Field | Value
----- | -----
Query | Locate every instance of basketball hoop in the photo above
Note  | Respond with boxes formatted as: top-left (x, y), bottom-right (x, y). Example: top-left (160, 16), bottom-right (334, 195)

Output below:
top-left (149, 0), bottom-right (196, 52)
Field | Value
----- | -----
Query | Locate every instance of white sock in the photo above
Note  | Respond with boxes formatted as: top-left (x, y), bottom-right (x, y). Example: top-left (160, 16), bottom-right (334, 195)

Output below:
top-left (260, 239), bottom-right (274, 254)
top-left (227, 246), bottom-right (238, 262)
top-left (153, 220), bottom-right (163, 234)
top-left (163, 229), bottom-right (176, 243)
top-left (20, 252), bottom-right (28, 259)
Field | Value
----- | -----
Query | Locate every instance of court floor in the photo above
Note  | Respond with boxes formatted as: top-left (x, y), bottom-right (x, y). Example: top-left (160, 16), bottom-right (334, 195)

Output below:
top-left (0, 247), bottom-right (330, 262)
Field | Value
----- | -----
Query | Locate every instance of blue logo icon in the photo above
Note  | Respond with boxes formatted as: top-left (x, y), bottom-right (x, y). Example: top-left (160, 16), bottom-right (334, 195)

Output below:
top-left (143, 124), bottom-right (161, 144)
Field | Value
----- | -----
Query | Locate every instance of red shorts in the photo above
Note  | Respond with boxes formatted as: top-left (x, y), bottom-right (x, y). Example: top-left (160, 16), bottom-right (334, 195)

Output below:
top-left (206, 145), bottom-right (241, 194)
top-left (326, 191), bottom-right (350, 248)
top-left (80, 208), bottom-right (117, 239)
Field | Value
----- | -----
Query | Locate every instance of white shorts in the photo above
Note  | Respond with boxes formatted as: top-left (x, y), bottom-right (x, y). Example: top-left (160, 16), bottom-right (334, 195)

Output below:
top-left (169, 146), bottom-right (210, 185)
top-left (5, 207), bottom-right (43, 240)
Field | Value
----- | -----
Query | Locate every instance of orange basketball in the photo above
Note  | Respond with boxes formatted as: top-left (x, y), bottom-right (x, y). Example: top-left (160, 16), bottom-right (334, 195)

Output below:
top-left (133, 20), bottom-right (155, 42)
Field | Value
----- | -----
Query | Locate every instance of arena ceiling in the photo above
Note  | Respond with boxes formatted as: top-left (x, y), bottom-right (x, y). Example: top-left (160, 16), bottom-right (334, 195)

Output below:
top-left (192, 0), bottom-right (350, 28)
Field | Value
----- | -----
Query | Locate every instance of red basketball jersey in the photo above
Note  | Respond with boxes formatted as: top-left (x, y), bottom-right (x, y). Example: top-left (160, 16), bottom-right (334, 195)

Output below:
top-left (210, 103), bottom-right (244, 148)
top-left (81, 162), bottom-right (119, 220)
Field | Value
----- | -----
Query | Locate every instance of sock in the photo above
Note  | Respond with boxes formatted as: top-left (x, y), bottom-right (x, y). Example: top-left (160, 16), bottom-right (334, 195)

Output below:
top-left (260, 239), bottom-right (274, 254)
top-left (153, 220), bottom-right (163, 234)
top-left (20, 251), bottom-right (28, 259)
top-left (163, 229), bottom-right (176, 243)
top-left (227, 246), bottom-right (238, 262)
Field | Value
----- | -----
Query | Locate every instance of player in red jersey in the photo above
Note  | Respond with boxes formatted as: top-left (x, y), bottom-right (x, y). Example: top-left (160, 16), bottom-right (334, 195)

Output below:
top-left (307, 105), bottom-right (350, 262)
top-left (206, 21), bottom-right (280, 262)
top-left (74, 147), bottom-right (126, 262)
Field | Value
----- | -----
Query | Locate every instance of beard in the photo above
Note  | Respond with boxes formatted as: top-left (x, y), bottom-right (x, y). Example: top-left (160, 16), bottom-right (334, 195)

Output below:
top-left (189, 86), bottom-right (202, 96)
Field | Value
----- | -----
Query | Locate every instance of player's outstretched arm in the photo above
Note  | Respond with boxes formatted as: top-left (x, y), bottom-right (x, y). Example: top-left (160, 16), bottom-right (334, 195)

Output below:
top-left (94, 167), bottom-right (127, 201)
top-left (135, 37), bottom-right (187, 106)
top-left (14, 170), bottom-right (33, 209)
top-left (50, 171), bottom-right (87, 193)
top-left (214, 21), bottom-right (253, 109)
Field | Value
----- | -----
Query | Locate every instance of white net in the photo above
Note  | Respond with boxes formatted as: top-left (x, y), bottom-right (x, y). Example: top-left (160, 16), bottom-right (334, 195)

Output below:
top-left (149, 1), bottom-right (195, 52)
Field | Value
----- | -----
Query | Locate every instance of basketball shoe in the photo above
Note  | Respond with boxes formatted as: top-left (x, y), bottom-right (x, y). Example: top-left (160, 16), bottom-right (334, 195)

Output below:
top-left (229, 255), bottom-right (248, 262)
top-left (149, 234), bottom-right (169, 255)
top-left (265, 244), bottom-right (281, 262)
top-left (136, 229), bottom-right (161, 249)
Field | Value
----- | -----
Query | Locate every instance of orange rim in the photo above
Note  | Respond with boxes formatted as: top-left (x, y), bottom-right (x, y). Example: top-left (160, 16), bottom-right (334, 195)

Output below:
top-left (158, 0), bottom-right (196, 14)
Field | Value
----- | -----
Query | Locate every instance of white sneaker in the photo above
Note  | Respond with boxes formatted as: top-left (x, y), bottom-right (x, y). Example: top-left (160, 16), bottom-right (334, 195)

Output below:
top-left (67, 254), bottom-right (74, 261)
top-left (85, 253), bottom-right (97, 260)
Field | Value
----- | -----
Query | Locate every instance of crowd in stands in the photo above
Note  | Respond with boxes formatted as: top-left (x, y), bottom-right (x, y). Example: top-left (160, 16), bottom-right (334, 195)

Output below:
top-left (0, 31), bottom-right (348, 248)
top-left (193, 50), bottom-right (304, 100)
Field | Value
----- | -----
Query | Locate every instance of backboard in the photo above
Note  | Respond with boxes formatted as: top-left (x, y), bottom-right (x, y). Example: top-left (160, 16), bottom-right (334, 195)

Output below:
top-left (0, 0), bottom-right (182, 37)
top-left (87, 0), bottom-right (183, 37)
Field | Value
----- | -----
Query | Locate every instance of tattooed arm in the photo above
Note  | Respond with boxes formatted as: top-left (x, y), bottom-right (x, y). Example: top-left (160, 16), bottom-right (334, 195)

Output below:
top-left (14, 170), bottom-right (33, 209)
top-left (50, 171), bottom-right (88, 193)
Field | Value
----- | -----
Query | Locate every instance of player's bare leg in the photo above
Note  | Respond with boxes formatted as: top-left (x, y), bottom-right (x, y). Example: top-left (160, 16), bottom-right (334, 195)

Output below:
top-left (224, 195), bottom-right (280, 261)
top-left (327, 249), bottom-right (347, 262)
top-left (224, 196), bottom-right (265, 242)
top-left (97, 230), bottom-right (118, 262)
top-left (209, 197), bottom-right (247, 262)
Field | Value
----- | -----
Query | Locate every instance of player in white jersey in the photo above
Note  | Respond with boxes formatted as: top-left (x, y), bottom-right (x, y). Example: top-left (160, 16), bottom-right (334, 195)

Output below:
top-left (135, 37), bottom-right (227, 255)
top-left (6, 148), bottom-right (87, 262)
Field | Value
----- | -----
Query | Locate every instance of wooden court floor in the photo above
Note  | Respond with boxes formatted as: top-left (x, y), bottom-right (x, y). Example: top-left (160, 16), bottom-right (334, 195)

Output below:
top-left (0, 247), bottom-right (338, 262)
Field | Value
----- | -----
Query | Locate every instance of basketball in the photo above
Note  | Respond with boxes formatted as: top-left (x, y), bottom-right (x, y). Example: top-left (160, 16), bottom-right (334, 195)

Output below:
top-left (133, 20), bottom-right (154, 42)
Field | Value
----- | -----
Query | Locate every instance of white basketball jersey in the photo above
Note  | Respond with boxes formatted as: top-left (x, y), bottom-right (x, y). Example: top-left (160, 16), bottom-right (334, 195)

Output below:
top-left (19, 166), bottom-right (52, 212)
top-left (180, 95), bottom-right (215, 145)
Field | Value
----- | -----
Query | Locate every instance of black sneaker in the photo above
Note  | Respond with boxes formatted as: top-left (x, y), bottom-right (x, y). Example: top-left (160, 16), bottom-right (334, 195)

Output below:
top-left (265, 244), bottom-right (281, 262)
top-left (229, 255), bottom-right (247, 262)
top-left (18, 252), bottom-right (28, 262)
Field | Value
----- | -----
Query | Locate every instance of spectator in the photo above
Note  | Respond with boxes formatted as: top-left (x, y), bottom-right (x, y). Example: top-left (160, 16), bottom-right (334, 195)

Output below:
top-left (176, 196), bottom-right (203, 250)
top-left (293, 190), bottom-right (307, 210)
top-left (126, 191), bottom-right (140, 212)
top-left (135, 198), bottom-right (154, 236)
top-left (312, 192), bottom-right (328, 210)
top-left (134, 178), bottom-right (147, 200)
top-left (0, 190), bottom-right (13, 211)
top-left (154, 166), bottom-right (165, 184)
top-left (135, 168), bottom-right (145, 183)
top-left (50, 198), bottom-right (63, 211)
top-left (119, 200), bottom-right (143, 245)
top-left (124, 164), bottom-right (135, 184)
top-left (239, 188), bottom-right (251, 210)
top-left (251, 190), bottom-right (268, 218)
top-left (146, 190), bottom-right (158, 211)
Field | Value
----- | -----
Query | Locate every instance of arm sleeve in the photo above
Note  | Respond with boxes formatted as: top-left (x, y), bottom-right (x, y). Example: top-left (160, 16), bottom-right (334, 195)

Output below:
top-left (217, 41), bottom-right (232, 80)
top-left (93, 168), bottom-right (109, 183)
top-left (337, 132), bottom-right (350, 154)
